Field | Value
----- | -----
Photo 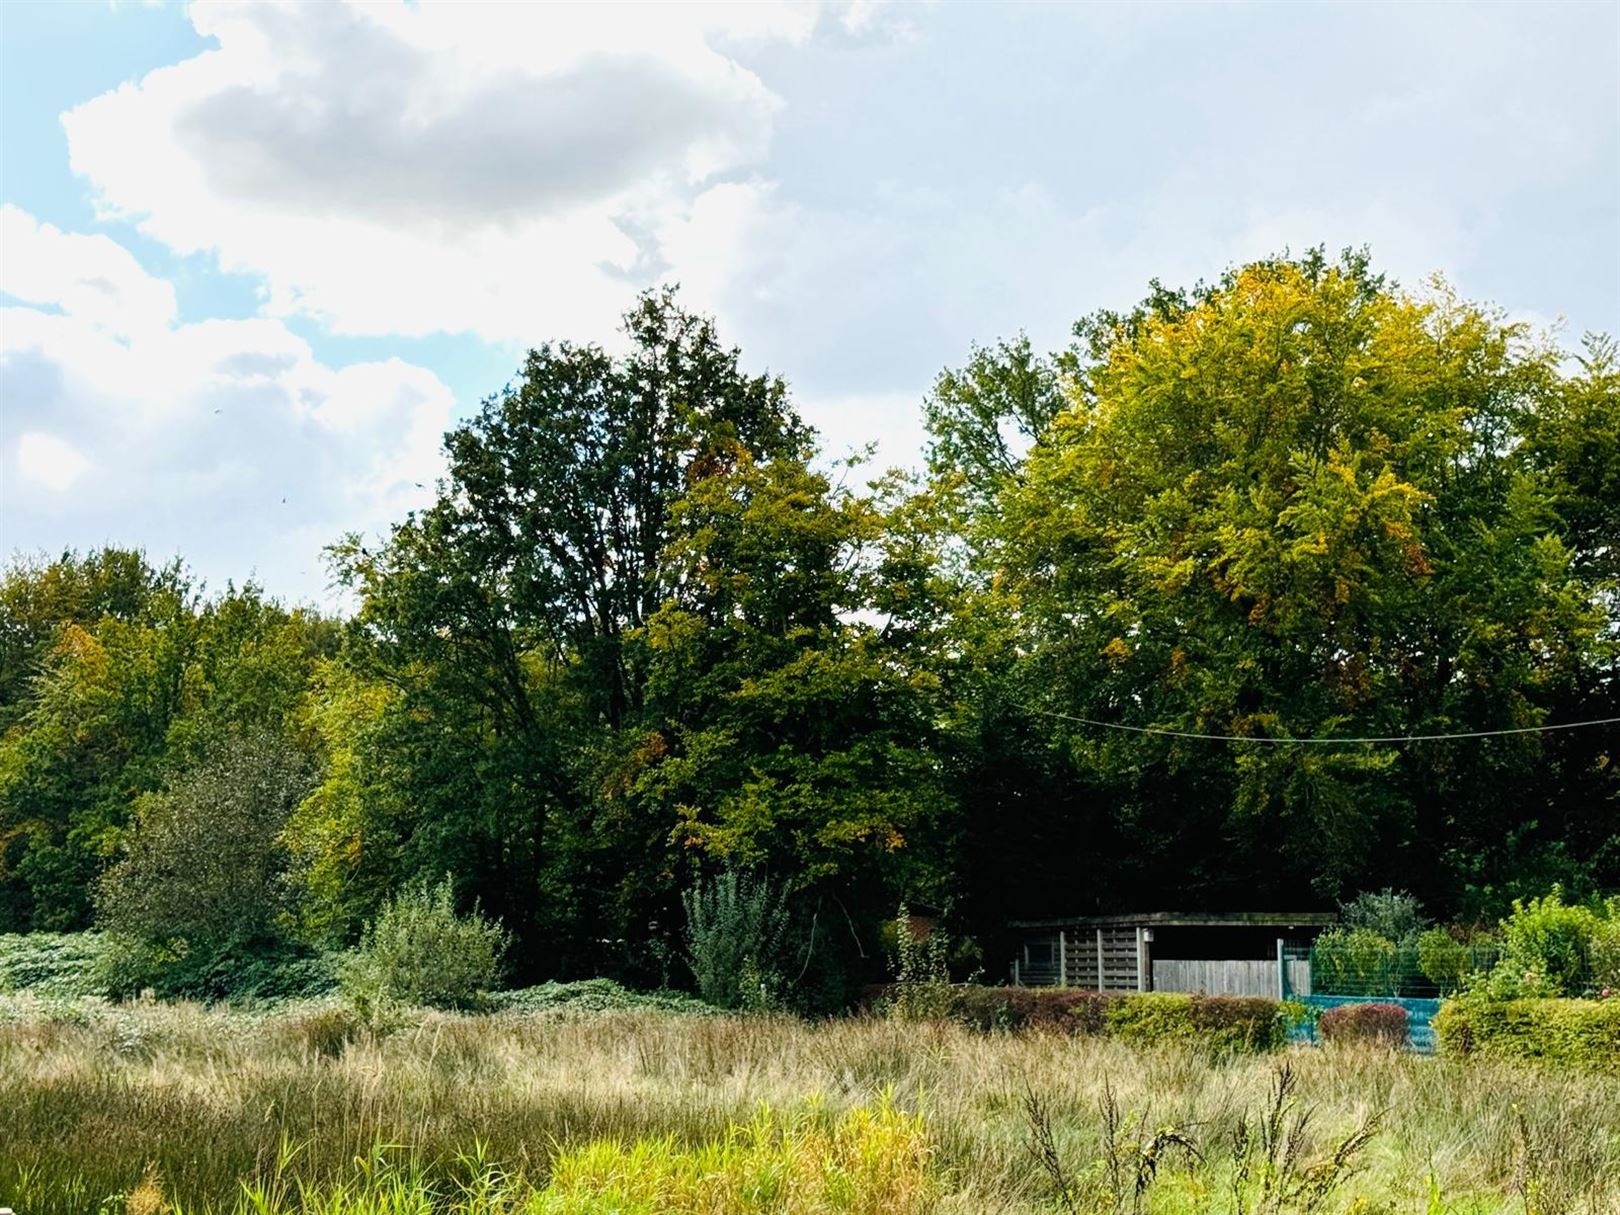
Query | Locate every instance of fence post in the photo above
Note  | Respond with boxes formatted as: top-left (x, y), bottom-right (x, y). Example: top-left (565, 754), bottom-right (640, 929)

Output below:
top-left (1059, 929), bottom-right (1067, 988)
top-left (1276, 938), bottom-right (1286, 1000)
top-left (1096, 928), bottom-right (1105, 992)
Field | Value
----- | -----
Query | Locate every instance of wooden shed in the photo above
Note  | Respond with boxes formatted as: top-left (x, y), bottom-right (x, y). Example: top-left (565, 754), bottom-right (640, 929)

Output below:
top-left (1009, 911), bottom-right (1337, 998)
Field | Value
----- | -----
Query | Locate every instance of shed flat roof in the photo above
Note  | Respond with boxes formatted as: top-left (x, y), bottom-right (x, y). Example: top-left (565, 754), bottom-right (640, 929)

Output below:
top-left (1010, 911), bottom-right (1338, 930)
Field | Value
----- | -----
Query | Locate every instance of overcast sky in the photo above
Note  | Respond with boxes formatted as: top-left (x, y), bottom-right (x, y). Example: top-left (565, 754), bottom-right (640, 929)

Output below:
top-left (3, 0), bottom-right (1617, 609)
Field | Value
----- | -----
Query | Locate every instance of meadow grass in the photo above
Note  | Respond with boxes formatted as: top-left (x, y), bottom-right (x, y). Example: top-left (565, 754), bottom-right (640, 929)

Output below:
top-left (1, 994), bottom-right (1616, 1214)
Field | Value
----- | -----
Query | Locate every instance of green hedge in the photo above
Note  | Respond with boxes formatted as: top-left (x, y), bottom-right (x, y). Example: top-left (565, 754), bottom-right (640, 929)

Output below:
top-left (881, 985), bottom-right (1286, 1053)
top-left (1434, 997), bottom-right (1620, 1073)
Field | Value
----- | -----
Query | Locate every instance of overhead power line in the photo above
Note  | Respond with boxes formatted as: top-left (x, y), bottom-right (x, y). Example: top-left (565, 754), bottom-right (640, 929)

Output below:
top-left (1025, 706), bottom-right (1620, 746)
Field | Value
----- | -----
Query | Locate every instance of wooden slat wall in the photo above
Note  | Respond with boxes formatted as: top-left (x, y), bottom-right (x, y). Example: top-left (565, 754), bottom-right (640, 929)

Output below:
top-left (1063, 929), bottom-right (1099, 989)
top-left (1153, 959), bottom-right (1282, 998)
top-left (1100, 925), bottom-right (1139, 992)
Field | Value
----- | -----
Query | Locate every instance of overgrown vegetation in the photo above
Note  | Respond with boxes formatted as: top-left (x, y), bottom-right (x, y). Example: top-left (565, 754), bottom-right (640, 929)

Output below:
top-left (2, 1000), bottom-right (1616, 1213)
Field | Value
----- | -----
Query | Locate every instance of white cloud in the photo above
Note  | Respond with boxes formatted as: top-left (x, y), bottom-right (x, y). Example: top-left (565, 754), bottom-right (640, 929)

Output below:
top-left (16, 433), bottom-right (92, 492)
top-left (0, 204), bottom-right (176, 337)
top-left (59, 0), bottom-right (845, 345)
top-left (1, 209), bottom-right (452, 607)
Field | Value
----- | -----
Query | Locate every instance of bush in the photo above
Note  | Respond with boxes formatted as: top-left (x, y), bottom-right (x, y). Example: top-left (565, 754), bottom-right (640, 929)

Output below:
top-left (96, 728), bottom-right (314, 953)
top-left (1106, 992), bottom-right (1196, 1045)
top-left (1475, 889), bottom-right (1608, 998)
top-left (1434, 996), bottom-right (1620, 1072)
top-left (339, 876), bottom-right (507, 1015)
top-left (1312, 928), bottom-right (1398, 995)
top-left (1341, 888), bottom-right (1428, 944)
top-left (862, 985), bottom-right (1287, 1052)
top-left (1318, 1002), bottom-right (1409, 1048)
top-left (682, 870), bottom-right (790, 1011)
top-left (943, 986), bottom-right (1112, 1034)
top-left (1416, 928), bottom-right (1472, 994)
top-left (1189, 995), bottom-right (1289, 1053)
top-left (1593, 913), bottom-right (1620, 993)
top-left (887, 903), bottom-right (954, 1022)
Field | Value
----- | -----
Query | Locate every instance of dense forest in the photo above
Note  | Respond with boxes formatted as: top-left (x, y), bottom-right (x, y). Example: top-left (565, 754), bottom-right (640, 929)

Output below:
top-left (2, 252), bottom-right (1616, 997)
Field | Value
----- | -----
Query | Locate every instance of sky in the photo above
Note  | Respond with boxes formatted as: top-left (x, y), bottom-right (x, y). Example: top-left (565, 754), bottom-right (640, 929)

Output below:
top-left (2, 0), bottom-right (1617, 611)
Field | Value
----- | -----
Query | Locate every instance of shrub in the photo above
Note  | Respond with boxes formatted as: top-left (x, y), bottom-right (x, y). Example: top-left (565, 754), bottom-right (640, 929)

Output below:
top-left (1106, 992), bottom-right (1196, 1045)
top-left (1313, 928), bottom-right (1398, 995)
top-left (96, 728), bottom-right (314, 953)
top-left (1476, 889), bottom-right (1605, 998)
top-left (1592, 912), bottom-right (1620, 993)
top-left (682, 870), bottom-right (790, 1011)
top-left (1341, 888), bottom-right (1428, 944)
top-left (1189, 995), bottom-right (1289, 1053)
top-left (1318, 1002), bottom-right (1409, 1048)
top-left (339, 876), bottom-right (507, 1015)
top-left (1434, 996), bottom-right (1620, 1072)
top-left (888, 903), bottom-right (954, 1022)
top-left (1417, 928), bottom-right (1473, 994)
top-left (944, 986), bottom-right (1112, 1034)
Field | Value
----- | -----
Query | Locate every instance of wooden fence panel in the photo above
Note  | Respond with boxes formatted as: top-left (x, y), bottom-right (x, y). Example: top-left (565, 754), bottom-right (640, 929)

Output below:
top-left (1152, 959), bottom-right (1280, 998)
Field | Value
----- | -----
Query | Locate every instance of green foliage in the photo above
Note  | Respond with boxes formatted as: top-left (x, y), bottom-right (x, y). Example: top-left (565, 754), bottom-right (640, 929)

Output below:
top-left (1318, 1002), bottom-right (1409, 1047)
top-left (340, 876), bottom-right (508, 1016)
top-left (0, 931), bottom-right (106, 998)
top-left (681, 869), bottom-right (790, 1011)
top-left (922, 987), bottom-right (1288, 1053)
top-left (0, 552), bottom-right (333, 935)
top-left (1341, 889), bottom-right (1428, 944)
top-left (966, 253), bottom-right (1615, 908)
top-left (1416, 928), bottom-right (1473, 995)
top-left (937, 985), bottom-right (1112, 1034)
top-left (96, 933), bottom-right (337, 1002)
top-left (1434, 996), bottom-right (1620, 1073)
top-left (1312, 928), bottom-right (1399, 996)
top-left (1104, 991), bottom-right (1197, 1045)
top-left (487, 978), bottom-right (712, 1016)
top-left (1497, 890), bottom-right (1603, 996)
top-left (97, 728), bottom-right (314, 953)
top-left (886, 903), bottom-right (954, 1022)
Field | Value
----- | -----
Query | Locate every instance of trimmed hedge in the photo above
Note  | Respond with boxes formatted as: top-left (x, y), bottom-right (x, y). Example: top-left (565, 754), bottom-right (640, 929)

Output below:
top-left (1434, 997), bottom-right (1620, 1073)
top-left (870, 985), bottom-right (1286, 1053)
top-left (1318, 1002), bottom-right (1408, 1048)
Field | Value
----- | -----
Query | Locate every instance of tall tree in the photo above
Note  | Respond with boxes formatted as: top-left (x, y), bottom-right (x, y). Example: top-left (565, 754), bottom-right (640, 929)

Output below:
top-left (321, 290), bottom-right (811, 974)
top-left (936, 252), bottom-right (1616, 914)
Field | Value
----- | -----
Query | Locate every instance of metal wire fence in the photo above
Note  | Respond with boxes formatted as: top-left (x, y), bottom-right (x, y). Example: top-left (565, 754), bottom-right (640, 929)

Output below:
top-left (1298, 938), bottom-right (1607, 999)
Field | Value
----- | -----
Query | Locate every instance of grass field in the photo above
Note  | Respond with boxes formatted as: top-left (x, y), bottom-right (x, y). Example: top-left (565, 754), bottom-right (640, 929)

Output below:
top-left (2, 994), bottom-right (1616, 1214)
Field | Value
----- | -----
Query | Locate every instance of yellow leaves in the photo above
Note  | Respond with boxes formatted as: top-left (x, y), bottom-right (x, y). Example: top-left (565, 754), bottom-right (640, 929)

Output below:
top-left (1102, 636), bottom-right (1133, 667)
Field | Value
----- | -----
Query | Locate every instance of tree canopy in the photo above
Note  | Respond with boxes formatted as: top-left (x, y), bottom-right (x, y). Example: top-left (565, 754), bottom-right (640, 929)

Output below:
top-left (1, 264), bottom-right (1614, 996)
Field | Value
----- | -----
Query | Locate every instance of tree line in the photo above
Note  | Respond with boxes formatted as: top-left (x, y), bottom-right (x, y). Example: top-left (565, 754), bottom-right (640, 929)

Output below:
top-left (2, 254), bottom-right (1616, 999)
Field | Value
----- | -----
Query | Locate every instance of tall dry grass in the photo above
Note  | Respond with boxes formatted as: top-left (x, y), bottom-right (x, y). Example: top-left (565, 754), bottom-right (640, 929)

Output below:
top-left (1, 994), bottom-right (1615, 1213)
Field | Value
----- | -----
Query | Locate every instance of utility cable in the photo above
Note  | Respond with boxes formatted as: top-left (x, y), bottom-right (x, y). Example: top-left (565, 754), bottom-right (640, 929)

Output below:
top-left (1024, 705), bottom-right (1620, 745)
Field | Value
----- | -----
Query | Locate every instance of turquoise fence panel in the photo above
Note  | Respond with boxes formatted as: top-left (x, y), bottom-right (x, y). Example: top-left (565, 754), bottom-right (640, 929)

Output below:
top-left (1288, 995), bottom-right (1443, 1054)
